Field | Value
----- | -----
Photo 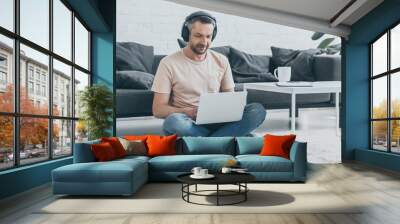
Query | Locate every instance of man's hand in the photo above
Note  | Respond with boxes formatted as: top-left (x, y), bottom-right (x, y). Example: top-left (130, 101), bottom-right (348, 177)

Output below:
top-left (153, 93), bottom-right (198, 119)
top-left (182, 107), bottom-right (198, 119)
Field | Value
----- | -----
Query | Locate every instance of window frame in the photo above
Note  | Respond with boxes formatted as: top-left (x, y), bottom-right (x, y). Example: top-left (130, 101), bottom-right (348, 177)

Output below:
top-left (0, 53), bottom-right (7, 86)
top-left (370, 20), bottom-right (400, 154)
top-left (0, 0), bottom-right (92, 171)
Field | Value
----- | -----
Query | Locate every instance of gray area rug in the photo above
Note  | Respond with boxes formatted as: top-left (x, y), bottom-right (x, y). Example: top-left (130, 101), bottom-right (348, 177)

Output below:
top-left (38, 183), bottom-right (362, 214)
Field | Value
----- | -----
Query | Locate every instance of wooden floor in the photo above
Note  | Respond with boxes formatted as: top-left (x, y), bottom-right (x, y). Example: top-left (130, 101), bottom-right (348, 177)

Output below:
top-left (1, 162), bottom-right (400, 224)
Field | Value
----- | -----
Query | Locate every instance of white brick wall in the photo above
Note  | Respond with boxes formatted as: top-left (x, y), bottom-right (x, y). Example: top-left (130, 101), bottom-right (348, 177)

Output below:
top-left (117, 0), bottom-right (339, 55)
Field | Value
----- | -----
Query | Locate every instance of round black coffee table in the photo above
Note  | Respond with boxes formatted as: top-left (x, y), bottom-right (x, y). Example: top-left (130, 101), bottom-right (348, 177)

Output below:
top-left (177, 173), bottom-right (255, 206)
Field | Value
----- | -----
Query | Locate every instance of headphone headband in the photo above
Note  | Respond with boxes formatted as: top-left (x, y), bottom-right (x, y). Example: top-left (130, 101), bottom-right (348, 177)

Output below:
top-left (185, 11), bottom-right (216, 25)
top-left (181, 11), bottom-right (218, 42)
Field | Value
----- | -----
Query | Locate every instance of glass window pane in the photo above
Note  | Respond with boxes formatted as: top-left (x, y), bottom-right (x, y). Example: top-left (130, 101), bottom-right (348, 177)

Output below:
top-left (372, 77), bottom-right (387, 119)
top-left (391, 120), bottom-right (400, 153)
top-left (0, 35), bottom-right (14, 113)
top-left (20, 117), bottom-right (49, 165)
top-left (0, 116), bottom-right (14, 170)
top-left (74, 69), bottom-right (89, 118)
top-left (0, 0), bottom-right (14, 31)
top-left (372, 121), bottom-right (388, 151)
top-left (75, 120), bottom-right (88, 143)
top-left (20, 0), bottom-right (49, 49)
top-left (75, 18), bottom-right (89, 70)
top-left (391, 72), bottom-right (400, 118)
top-left (372, 33), bottom-right (387, 76)
top-left (53, 59), bottom-right (72, 117)
top-left (20, 44), bottom-right (49, 115)
top-left (391, 24), bottom-right (400, 70)
top-left (53, 0), bottom-right (72, 60)
top-left (53, 119), bottom-right (72, 158)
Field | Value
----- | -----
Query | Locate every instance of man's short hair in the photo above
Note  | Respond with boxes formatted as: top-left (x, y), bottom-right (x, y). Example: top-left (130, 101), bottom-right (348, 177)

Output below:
top-left (181, 11), bottom-right (218, 41)
top-left (187, 15), bottom-right (216, 33)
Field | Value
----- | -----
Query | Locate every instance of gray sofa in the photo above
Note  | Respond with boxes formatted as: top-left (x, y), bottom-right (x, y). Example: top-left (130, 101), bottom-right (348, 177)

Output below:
top-left (116, 42), bottom-right (341, 118)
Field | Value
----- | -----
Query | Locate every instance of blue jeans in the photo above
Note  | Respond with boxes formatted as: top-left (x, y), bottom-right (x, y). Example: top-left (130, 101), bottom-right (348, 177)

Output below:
top-left (162, 103), bottom-right (266, 137)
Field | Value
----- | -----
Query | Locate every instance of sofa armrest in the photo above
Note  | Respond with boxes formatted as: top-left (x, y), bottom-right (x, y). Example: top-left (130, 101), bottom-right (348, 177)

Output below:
top-left (289, 141), bottom-right (307, 181)
top-left (73, 140), bottom-right (100, 163)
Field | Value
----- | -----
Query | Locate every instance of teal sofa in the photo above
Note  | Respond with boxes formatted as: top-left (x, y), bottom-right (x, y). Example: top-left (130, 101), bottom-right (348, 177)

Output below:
top-left (52, 137), bottom-right (307, 196)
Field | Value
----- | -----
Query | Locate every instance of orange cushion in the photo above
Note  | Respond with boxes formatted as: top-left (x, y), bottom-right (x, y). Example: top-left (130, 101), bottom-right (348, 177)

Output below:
top-left (259, 134), bottom-right (296, 159)
top-left (91, 142), bottom-right (118, 161)
top-left (101, 137), bottom-right (127, 158)
top-left (123, 135), bottom-right (149, 141)
top-left (146, 135), bottom-right (177, 157)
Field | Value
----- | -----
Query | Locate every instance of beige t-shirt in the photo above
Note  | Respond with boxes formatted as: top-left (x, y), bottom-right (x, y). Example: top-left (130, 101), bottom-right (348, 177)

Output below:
top-left (151, 49), bottom-right (235, 108)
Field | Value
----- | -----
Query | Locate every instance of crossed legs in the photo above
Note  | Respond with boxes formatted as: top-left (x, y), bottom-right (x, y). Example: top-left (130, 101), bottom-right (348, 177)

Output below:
top-left (162, 103), bottom-right (266, 137)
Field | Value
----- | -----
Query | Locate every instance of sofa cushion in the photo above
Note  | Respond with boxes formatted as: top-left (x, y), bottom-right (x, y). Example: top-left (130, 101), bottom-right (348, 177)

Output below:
top-left (181, 137), bottom-right (235, 155)
top-left (236, 137), bottom-right (263, 155)
top-left (116, 42), bottom-right (154, 73)
top-left (124, 135), bottom-right (149, 141)
top-left (90, 142), bottom-right (118, 162)
top-left (229, 47), bottom-right (276, 83)
top-left (116, 70), bottom-right (154, 90)
top-left (271, 46), bottom-right (321, 81)
top-left (52, 158), bottom-right (147, 183)
top-left (260, 134), bottom-right (296, 159)
top-left (152, 55), bottom-right (167, 74)
top-left (236, 155), bottom-right (293, 172)
top-left (118, 138), bottom-right (147, 156)
top-left (149, 154), bottom-right (235, 172)
top-left (101, 137), bottom-right (127, 158)
top-left (147, 135), bottom-right (177, 157)
top-left (233, 72), bottom-right (277, 83)
top-left (210, 46), bottom-right (231, 58)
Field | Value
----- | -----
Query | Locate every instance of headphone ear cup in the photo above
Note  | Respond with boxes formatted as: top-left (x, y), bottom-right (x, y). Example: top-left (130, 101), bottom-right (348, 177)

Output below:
top-left (212, 24), bottom-right (217, 41)
top-left (181, 22), bottom-right (189, 42)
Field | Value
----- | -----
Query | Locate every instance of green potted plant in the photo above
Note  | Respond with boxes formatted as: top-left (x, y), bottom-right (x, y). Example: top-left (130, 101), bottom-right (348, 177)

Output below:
top-left (311, 32), bottom-right (341, 55)
top-left (79, 84), bottom-right (113, 140)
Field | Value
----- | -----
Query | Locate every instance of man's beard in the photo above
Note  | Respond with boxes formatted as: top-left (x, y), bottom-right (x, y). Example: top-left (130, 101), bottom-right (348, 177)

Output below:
top-left (190, 43), bottom-right (208, 55)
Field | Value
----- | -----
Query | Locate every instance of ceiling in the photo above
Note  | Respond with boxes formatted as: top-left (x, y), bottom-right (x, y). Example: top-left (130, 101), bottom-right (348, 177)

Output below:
top-left (165, 0), bottom-right (384, 38)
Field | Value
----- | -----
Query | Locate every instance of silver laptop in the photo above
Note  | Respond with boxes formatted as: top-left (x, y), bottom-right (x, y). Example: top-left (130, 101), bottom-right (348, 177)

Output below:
top-left (195, 91), bottom-right (247, 125)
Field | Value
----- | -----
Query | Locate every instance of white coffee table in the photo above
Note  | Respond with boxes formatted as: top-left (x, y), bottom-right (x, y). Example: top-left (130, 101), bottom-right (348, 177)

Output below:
top-left (243, 81), bottom-right (341, 133)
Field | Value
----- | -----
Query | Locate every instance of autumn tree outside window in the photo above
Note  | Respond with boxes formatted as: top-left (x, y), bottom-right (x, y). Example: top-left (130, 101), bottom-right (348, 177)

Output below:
top-left (0, 0), bottom-right (91, 170)
top-left (370, 22), bottom-right (400, 154)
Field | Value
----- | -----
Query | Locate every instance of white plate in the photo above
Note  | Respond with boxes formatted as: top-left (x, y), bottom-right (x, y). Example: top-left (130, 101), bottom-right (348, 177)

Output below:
top-left (190, 174), bottom-right (215, 179)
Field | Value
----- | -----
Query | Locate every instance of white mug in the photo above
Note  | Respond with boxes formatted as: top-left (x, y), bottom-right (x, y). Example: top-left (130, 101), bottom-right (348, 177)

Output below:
top-left (191, 167), bottom-right (202, 176)
top-left (274, 66), bottom-right (291, 82)
top-left (200, 169), bottom-right (208, 176)
top-left (221, 167), bottom-right (232, 174)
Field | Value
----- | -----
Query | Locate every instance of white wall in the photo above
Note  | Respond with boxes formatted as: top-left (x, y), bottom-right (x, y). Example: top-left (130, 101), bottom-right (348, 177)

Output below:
top-left (117, 0), bottom-right (339, 55)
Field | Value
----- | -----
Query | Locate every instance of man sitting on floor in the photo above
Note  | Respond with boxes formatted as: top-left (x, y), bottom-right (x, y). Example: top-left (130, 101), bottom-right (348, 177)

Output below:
top-left (151, 11), bottom-right (266, 137)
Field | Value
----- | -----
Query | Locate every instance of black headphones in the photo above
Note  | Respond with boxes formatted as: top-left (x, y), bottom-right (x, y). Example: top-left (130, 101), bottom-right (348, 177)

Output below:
top-left (181, 11), bottom-right (218, 42)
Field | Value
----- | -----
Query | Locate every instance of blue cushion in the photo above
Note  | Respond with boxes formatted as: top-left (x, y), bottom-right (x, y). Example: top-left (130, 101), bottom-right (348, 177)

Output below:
top-left (149, 154), bottom-right (235, 172)
top-left (182, 137), bottom-right (235, 155)
top-left (236, 137), bottom-right (263, 155)
top-left (236, 155), bottom-right (293, 172)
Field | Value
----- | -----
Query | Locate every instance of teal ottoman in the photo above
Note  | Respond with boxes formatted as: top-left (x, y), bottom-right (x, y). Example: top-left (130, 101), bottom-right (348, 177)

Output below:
top-left (52, 156), bottom-right (148, 196)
